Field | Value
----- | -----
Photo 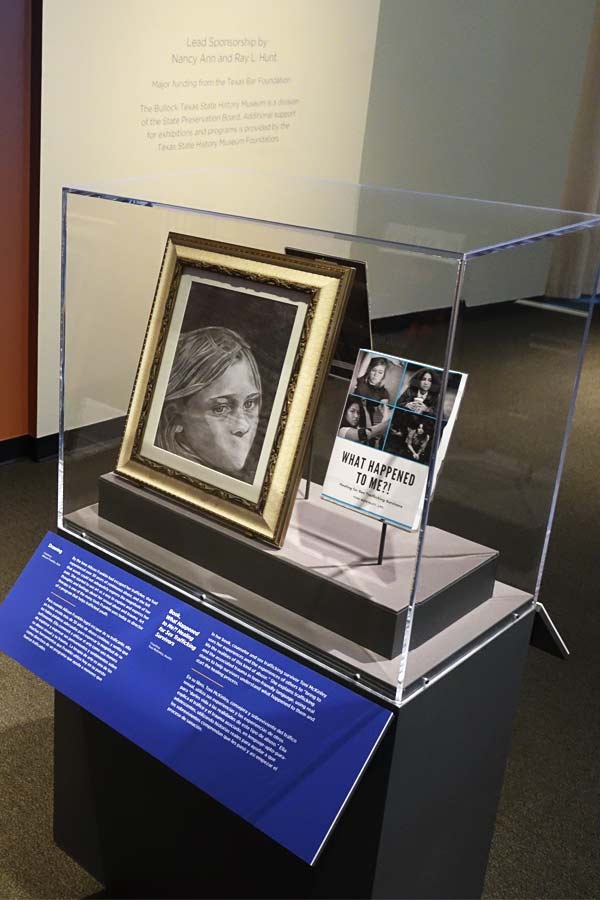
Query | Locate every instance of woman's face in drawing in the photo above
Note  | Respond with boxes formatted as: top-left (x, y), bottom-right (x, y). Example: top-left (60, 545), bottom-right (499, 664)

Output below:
top-left (181, 357), bottom-right (261, 474)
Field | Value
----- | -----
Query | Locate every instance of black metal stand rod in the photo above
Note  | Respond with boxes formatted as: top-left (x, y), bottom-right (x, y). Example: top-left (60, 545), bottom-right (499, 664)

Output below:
top-left (377, 522), bottom-right (387, 565)
top-left (304, 432), bottom-right (314, 500)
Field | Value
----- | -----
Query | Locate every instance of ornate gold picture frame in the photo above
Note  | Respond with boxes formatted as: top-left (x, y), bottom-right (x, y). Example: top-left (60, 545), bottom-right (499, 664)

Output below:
top-left (117, 233), bottom-right (354, 547)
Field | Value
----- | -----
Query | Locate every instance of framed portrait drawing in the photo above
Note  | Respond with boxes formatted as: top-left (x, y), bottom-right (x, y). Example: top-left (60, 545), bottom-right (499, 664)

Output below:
top-left (117, 233), bottom-right (354, 547)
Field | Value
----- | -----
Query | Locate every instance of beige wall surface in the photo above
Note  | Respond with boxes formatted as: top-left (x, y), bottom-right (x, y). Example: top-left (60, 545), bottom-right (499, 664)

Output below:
top-left (360, 0), bottom-right (597, 204)
top-left (356, 0), bottom-right (597, 315)
top-left (40, 0), bottom-right (381, 435)
top-left (41, 0), bottom-right (598, 434)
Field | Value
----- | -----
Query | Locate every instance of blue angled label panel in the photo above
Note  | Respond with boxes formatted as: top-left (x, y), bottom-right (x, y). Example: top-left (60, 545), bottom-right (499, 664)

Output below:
top-left (0, 533), bottom-right (392, 864)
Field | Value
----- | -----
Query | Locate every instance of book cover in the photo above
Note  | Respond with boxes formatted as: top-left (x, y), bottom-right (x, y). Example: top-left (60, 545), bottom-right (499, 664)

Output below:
top-left (321, 350), bottom-right (466, 531)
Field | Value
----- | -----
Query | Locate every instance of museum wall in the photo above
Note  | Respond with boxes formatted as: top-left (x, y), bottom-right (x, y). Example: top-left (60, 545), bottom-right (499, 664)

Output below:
top-left (0, 0), bottom-right (32, 442)
top-left (38, 0), bottom-right (597, 436)
top-left (353, 0), bottom-right (598, 316)
top-left (38, 0), bottom-right (381, 437)
top-left (361, 0), bottom-right (597, 205)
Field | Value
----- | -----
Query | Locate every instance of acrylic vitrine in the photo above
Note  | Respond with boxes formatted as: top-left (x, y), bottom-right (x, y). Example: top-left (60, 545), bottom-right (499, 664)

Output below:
top-left (58, 170), bottom-right (600, 704)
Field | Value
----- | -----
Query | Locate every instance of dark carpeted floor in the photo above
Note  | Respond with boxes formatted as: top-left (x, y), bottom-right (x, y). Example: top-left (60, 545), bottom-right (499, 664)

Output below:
top-left (0, 302), bottom-right (599, 899)
top-left (0, 458), bottom-right (101, 899)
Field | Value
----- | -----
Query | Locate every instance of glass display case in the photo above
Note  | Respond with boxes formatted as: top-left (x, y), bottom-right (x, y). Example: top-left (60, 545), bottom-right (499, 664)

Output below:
top-left (59, 170), bottom-right (600, 704)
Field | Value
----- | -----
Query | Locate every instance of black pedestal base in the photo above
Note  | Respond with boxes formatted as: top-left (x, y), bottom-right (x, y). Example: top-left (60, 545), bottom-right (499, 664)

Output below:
top-left (97, 472), bottom-right (498, 658)
top-left (54, 611), bottom-right (533, 899)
